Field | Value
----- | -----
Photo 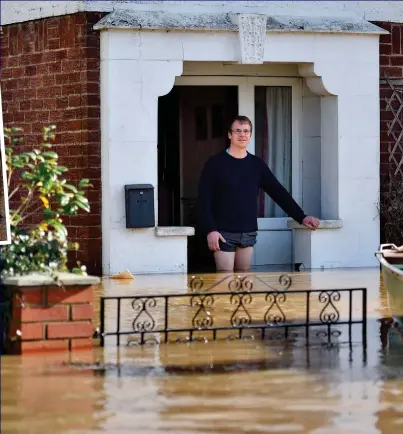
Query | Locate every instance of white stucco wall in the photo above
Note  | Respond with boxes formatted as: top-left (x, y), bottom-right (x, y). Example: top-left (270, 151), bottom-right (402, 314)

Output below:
top-left (2, 1), bottom-right (403, 25)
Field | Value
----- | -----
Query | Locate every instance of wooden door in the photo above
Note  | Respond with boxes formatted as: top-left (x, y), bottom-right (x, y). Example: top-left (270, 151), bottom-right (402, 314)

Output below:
top-left (179, 86), bottom-right (238, 271)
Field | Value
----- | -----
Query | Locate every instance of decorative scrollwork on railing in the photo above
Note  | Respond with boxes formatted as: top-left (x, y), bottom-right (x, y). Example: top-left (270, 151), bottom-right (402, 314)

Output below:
top-left (255, 273), bottom-right (292, 291)
top-left (131, 298), bottom-right (157, 332)
top-left (228, 275), bottom-right (254, 292)
top-left (101, 286), bottom-right (366, 349)
top-left (190, 294), bottom-right (215, 329)
top-left (264, 292), bottom-right (286, 324)
top-left (318, 291), bottom-right (341, 324)
top-left (189, 276), bottom-right (204, 292)
top-left (230, 292), bottom-right (252, 326)
top-left (278, 274), bottom-right (292, 290)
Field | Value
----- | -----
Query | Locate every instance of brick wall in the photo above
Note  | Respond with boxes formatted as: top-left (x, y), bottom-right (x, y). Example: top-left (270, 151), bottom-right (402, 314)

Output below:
top-left (0, 12), bottom-right (104, 275)
top-left (371, 22), bottom-right (403, 243)
top-left (372, 22), bottom-right (403, 181)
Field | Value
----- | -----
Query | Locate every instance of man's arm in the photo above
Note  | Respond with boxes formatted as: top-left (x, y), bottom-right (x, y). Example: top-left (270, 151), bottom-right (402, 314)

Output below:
top-left (260, 163), bottom-right (306, 224)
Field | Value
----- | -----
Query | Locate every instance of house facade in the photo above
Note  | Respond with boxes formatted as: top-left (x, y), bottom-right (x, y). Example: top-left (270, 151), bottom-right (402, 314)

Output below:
top-left (1, 1), bottom-right (402, 276)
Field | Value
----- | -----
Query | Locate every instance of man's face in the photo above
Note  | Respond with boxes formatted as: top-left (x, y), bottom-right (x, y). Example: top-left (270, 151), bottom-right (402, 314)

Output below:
top-left (228, 121), bottom-right (252, 149)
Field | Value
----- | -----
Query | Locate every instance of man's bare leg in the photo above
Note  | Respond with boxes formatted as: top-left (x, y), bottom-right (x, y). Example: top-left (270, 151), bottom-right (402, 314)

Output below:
top-left (234, 247), bottom-right (254, 271)
top-left (214, 251), bottom-right (236, 272)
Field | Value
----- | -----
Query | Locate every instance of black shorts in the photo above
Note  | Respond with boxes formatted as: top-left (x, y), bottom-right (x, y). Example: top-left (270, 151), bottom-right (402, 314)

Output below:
top-left (219, 231), bottom-right (258, 253)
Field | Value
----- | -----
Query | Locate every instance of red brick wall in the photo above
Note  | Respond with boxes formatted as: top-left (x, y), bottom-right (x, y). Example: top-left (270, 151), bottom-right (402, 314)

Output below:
top-left (372, 22), bottom-right (403, 181)
top-left (0, 12), bottom-right (105, 275)
top-left (371, 22), bottom-right (403, 243)
top-left (7, 283), bottom-right (95, 354)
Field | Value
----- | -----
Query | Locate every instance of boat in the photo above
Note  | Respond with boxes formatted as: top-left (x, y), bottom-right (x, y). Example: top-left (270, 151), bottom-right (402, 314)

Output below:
top-left (376, 244), bottom-right (403, 326)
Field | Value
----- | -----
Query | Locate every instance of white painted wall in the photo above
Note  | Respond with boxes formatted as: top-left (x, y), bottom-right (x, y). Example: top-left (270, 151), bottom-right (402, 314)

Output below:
top-left (2, 1), bottom-right (403, 25)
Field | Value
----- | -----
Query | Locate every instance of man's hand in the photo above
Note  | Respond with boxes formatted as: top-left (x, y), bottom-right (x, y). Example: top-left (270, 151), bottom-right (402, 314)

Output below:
top-left (302, 216), bottom-right (320, 231)
top-left (207, 231), bottom-right (226, 252)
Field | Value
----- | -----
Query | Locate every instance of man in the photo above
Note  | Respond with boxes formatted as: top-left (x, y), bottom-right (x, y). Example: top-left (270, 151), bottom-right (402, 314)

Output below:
top-left (197, 115), bottom-right (320, 272)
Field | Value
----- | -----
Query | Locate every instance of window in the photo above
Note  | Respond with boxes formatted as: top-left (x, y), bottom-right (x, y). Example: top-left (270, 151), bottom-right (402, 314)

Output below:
top-left (255, 86), bottom-right (292, 218)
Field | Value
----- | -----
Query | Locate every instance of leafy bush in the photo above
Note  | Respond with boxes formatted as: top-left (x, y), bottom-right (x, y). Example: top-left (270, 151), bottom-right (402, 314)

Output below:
top-left (378, 175), bottom-right (403, 246)
top-left (0, 126), bottom-right (92, 278)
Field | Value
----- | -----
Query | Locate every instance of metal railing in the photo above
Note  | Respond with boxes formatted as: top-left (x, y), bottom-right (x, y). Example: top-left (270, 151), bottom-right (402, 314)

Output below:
top-left (99, 274), bottom-right (367, 348)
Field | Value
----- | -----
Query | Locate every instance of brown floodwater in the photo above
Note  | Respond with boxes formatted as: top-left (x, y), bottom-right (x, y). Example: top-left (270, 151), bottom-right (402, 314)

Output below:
top-left (2, 268), bottom-right (403, 434)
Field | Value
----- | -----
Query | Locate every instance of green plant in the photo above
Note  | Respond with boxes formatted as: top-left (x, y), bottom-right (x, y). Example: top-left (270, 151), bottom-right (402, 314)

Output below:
top-left (0, 126), bottom-right (92, 278)
top-left (377, 174), bottom-right (403, 246)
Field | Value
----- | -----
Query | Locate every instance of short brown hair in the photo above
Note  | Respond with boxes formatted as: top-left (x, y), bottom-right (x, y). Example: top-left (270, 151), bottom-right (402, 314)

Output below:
top-left (228, 115), bottom-right (253, 133)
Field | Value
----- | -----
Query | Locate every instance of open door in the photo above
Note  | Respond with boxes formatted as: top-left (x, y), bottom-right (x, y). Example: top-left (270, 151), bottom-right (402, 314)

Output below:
top-left (158, 85), bottom-right (238, 272)
top-left (179, 86), bottom-right (238, 271)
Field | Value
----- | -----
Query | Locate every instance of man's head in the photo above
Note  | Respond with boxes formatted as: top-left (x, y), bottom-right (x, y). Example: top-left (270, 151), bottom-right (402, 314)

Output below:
top-left (228, 115), bottom-right (252, 150)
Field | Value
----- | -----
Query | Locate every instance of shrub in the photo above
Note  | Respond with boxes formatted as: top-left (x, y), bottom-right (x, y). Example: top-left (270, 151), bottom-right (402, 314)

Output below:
top-left (0, 126), bottom-right (92, 278)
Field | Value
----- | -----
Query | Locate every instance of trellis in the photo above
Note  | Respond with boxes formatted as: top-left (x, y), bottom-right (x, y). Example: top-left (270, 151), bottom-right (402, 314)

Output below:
top-left (380, 77), bottom-right (403, 245)
top-left (384, 77), bottom-right (403, 178)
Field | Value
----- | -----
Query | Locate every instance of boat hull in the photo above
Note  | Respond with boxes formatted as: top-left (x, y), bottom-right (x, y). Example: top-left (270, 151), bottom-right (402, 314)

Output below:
top-left (376, 244), bottom-right (403, 326)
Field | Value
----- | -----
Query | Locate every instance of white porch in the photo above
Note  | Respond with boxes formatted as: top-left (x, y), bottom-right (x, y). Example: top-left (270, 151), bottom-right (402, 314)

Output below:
top-left (95, 10), bottom-right (384, 275)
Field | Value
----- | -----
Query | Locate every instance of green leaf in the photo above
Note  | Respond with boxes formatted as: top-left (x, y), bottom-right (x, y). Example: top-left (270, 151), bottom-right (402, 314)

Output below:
top-left (42, 151), bottom-right (58, 159)
top-left (64, 184), bottom-right (78, 193)
top-left (74, 201), bottom-right (90, 212)
top-left (78, 178), bottom-right (91, 188)
top-left (75, 195), bottom-right (88, 203)
top-left (25, 152), bottom-right (37, 160)
top-left (52, 222), bottom-right (68, 238)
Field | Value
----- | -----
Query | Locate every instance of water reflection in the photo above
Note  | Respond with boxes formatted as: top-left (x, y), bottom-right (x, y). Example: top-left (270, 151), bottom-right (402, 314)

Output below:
top-left (2, 268), bottom-right (403, 433)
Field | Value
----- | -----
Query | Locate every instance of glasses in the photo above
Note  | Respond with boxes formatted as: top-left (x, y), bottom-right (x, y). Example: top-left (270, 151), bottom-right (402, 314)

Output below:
top-left (231, 129), bottom-right (251, 134)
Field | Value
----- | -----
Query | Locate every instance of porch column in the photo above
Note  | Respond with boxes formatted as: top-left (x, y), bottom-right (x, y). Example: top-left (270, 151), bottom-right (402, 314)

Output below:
top-left (100, 29), bottom-right (184, 275)
top-left (290, 36), bottom-right (381, 268)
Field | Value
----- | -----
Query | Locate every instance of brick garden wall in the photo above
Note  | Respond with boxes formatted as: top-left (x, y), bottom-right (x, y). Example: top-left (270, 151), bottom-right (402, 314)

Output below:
top-left (371, 22), bottom-right (403, 243)
top-left (7, 283), bottom-right (95, 354)
top-left (0, 12), bottom-right (105, 275)
top-left (372, 22), bottom-right (403, 182)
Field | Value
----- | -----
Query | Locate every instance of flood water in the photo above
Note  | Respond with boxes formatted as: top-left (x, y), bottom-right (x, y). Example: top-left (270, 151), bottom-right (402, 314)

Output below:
top-left (2, 268), bottom-right (403, 433)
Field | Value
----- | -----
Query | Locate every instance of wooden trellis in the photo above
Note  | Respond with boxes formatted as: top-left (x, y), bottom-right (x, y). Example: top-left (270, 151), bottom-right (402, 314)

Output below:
top-left (384, 77), bottom-right (403, 178)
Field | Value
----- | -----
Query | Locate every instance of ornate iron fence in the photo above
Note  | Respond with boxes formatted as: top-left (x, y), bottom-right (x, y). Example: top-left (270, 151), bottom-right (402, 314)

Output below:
top-left (99, 274), bottom-right (367, 348)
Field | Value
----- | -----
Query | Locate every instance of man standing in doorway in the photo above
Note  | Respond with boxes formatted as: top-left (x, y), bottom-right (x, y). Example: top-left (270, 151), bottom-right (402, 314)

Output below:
top-left (197, 115), bottom-right (320, 272)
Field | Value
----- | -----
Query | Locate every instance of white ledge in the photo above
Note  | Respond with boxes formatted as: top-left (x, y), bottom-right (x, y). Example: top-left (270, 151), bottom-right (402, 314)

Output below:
top-left (155, 226), bottom-right (195, 237)
top-left (3, 272), bottom-right (101, 287)
top-left (287, 219), bottom-right (343, 230)
top-left (93, 10), bottom-right (388, 35)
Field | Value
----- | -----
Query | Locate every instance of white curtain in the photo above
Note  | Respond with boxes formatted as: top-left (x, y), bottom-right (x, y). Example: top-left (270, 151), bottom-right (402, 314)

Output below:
top-left (263, 87), bottom-right (292, 218)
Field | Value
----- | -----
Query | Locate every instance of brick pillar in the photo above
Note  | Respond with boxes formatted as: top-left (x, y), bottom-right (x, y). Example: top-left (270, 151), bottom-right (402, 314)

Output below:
top-left (6, 283), bottom-right (96, 354)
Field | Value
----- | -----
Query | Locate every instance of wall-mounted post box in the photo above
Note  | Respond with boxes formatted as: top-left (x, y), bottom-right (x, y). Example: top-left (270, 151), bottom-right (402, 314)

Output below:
top-left (124, 184), bottom-right (155, 228)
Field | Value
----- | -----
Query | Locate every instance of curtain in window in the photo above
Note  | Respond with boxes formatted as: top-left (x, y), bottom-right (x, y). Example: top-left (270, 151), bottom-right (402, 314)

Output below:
top-left (256, 87), bottom-right (292, 218)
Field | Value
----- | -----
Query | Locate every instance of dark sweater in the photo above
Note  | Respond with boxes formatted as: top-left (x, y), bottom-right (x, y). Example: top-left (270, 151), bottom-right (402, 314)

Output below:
top-left (197, 151), bottom-right (306, 234)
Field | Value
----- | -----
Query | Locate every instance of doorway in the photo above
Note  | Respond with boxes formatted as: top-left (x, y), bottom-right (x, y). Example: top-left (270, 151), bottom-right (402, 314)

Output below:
top-left (158, 85), bottom-right (238, 271)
